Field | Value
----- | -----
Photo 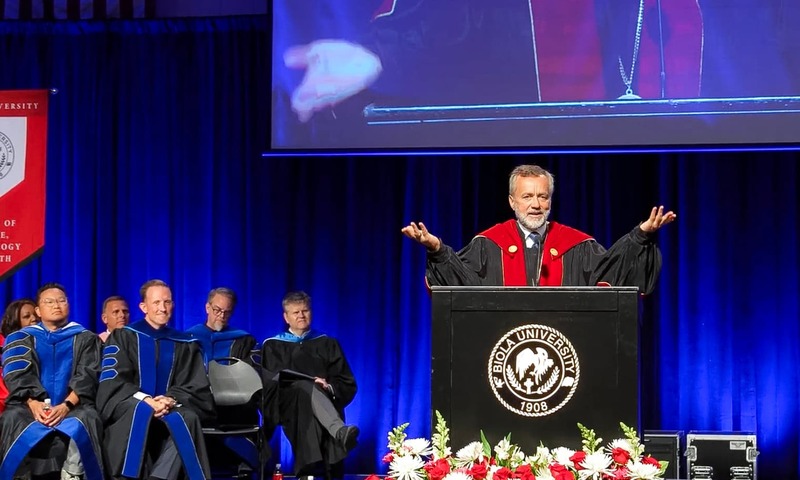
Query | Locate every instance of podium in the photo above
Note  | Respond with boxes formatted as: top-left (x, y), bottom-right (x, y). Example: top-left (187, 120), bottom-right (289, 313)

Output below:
top-left (431, 286), bottom-right (640, 451)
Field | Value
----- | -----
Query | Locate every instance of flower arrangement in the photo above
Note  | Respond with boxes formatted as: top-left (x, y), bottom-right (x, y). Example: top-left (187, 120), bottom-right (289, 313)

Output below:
top-left (367, 412), bottom-right (669, 480)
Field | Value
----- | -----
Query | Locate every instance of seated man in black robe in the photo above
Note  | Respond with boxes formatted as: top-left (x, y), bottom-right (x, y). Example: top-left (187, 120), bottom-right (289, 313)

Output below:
top-left (97, 279), bottom-right (215, 480)
top-left (186, 287), bottom-right (260, 475)
top-left (186, 287), bottom-right (256, 366)
top-left (402, 164), bottom-right (676, 293)
top-left (261, 291), bottom-right (358, 479)
top-left (0, 282), bottom-right (104, 480)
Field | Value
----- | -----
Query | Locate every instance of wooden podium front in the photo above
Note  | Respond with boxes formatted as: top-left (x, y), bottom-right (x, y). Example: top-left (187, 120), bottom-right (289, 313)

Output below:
top-left (431, 286), bottom-right (640, 451)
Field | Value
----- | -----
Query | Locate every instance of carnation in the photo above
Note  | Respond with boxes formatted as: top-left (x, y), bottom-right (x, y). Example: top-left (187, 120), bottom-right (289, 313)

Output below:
top-left (404, 438), bottom-right (434, 457)
top-left (455, 442), bottom-right (485, 465)
top-left (443, 472), bottom-right (473, 480)
top-left (390, 454), bottom-right (426, 480)
top-left (550, 447), bottom-right (576, 466)
top-left (626, 461), bottom-right (661, 480)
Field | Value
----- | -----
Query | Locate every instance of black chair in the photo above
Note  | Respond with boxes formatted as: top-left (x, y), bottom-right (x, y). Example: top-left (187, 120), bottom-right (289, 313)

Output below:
top-left (202, 357), bottom-right (267, 480)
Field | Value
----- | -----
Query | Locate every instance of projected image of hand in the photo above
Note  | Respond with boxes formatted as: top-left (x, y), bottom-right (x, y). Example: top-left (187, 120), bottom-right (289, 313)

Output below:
top-left (284, 40), bottom-right (382, 122)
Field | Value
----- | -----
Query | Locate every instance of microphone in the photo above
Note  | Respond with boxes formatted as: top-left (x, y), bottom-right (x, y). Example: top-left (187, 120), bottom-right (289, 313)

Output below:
top-left (656, 0), bottom-right (667, 98)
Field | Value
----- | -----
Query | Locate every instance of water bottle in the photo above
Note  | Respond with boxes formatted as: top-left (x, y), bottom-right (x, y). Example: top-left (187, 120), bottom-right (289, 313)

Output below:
top-left (272, 463), bottom-right (283, 480)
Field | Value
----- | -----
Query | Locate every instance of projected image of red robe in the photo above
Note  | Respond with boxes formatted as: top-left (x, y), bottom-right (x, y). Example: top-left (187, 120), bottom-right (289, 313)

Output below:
top-left (369, 0), bottom-right (703, 104)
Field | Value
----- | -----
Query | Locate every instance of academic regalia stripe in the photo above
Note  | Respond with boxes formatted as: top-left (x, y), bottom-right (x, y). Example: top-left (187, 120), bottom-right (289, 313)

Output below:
top-left (137, 332), bottom-right (156, 393)
top-left (5, 330), bottom-right (29, 345)
top-left (101, 344), bottom-right (120, 381)
top-left (3, 359), bottom-right (31, 375)
top-left (0, 422), bottom-right (51, 478)
top-left (99, 368), bottom-right (118, 382)
top-left (122, 400), bottom-right (153, 478)
top-left (163, 411), bottom-right (207, 480)
top-left (102, 344), bottom-right (119, 356)
top-left (156, 339), bottom-right (175, 395)
top-left (55, 417), bottom-right (104, 480)
top-left (2, 345), bottom-right (30, 360)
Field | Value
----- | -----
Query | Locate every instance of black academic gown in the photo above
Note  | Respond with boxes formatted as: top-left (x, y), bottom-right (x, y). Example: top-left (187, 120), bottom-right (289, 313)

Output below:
top-left (96, 320), bottom-right (215, 480)
top-left (0, 323), bottom-right (104, 480)
top-left (427, 224), bottom-right (662, 294)
top-left (261, 330), bottom-right (357, 472)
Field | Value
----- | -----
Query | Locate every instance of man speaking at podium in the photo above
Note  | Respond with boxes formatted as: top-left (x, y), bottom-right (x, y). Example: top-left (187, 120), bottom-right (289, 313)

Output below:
top-left (401, 164), bottom-right (675, 294)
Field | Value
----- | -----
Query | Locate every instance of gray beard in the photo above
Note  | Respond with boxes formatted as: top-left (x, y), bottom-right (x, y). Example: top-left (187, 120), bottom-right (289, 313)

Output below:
top-left (515, 209), bottom-right (550, 231)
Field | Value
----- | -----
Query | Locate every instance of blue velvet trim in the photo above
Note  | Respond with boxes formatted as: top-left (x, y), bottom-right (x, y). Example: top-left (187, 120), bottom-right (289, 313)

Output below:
top-left (55, 417), bottom-right (104, 480)
top-left (156, 339), bottom-right (175, 395)
top-left (163, 411), bottom-right (207, 480)
top-left (121, 400), bottom-right (154, 478)
top-left (3, 359), bottom-right (31, 376)
top-left (0, 422), bottom-right (52, 479)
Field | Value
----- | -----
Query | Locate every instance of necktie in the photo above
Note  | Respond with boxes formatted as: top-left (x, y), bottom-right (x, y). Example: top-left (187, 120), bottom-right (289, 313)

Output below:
top-left (526, 232), bottom-right (541, 286)
top-left (528, 232), bottom-right (541, 250)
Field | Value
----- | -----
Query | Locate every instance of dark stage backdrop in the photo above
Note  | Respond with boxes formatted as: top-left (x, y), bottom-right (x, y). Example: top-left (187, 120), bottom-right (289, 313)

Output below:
top-left (2, 16), bottom-right (800, 479)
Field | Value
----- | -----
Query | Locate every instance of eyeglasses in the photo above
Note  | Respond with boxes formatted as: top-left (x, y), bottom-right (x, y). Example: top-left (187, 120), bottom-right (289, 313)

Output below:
top-left (41, 298), bottom-right (68, 307)
top-left (210, 305), bottom-right (233, 318)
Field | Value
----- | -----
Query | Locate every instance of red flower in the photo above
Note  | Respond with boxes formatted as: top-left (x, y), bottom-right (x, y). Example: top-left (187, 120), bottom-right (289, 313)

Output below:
top-left (469, 463), bottom-right (488, 480)
top-left (569, 451), bottom-right (586, 470)
top-left (382, 453), bottom-right (394, 464)
top-left (493, 466), bottom-right (513, 480)
top-left (607, 466), bottom-right (629, 479)
top-left (641, 455), bottom-right (661, 468)
top-left (549, 463), bottom-right (574, 480)
top-left (610, 448), bottom-right (631, 465)
top-left (423, 458), bottom-right (451, 480)
top-left (513, 464), bottom-right (535, 480)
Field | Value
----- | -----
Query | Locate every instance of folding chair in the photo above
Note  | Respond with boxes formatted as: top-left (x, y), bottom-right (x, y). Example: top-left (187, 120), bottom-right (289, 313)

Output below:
top-left (202, 357), bottom-right (267, 480)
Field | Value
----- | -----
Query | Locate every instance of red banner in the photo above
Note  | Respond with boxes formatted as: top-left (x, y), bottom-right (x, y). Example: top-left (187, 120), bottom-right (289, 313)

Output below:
top-left (0, 90), bottom-right (48, 281)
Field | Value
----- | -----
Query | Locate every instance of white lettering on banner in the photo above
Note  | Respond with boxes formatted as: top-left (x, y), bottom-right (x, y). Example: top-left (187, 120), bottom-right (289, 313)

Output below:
top-left (0, 103), bottom-right (39, 111)
top-left (0, 243), bottom-right (21, 251)
top-left (3, 219), bottom-right (15, 227)
top-left (0, 231), bottom-right (6, 239)
top-left (0, 255), bottom-right (10, 263)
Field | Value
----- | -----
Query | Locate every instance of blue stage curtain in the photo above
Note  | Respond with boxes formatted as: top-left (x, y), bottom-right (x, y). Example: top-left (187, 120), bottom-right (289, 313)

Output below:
top-left (1, 17), bottom-right (800, 478)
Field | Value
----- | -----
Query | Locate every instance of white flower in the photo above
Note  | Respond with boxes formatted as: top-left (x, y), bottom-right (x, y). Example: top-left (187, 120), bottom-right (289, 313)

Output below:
top-left (443, 472), bottom-right (473, 480)
top-left (550, 447), bottom-right (576, 466)
top-left (627, 461), bottom-right (661, 480)
top-left (510, 447), bottom-right (526, 466)
top-left (533, 468), bottom-right (555, 480)
top-left (523, 455), bottom-right (539, 466)
top-left (389, 454), bottom-right (425, 480)
top-left (403, 438), bottom-right (433, 457)
top-left (532, 445), bottom-right (550, 462)
top-left (455, 442), bottom-right (485, 465)
top-left (494, 439), bottom-right (512, 460)
top-left (578, 451), bottom-right (613, 479)
top-left (608, 439), bottom-right (633, 454)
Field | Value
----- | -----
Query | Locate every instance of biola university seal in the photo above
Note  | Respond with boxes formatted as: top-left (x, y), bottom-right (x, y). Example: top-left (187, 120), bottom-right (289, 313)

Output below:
top-left (488, 324), bottom-right (580, 417)
top-left (0, 131), bottom-right (14, 180)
